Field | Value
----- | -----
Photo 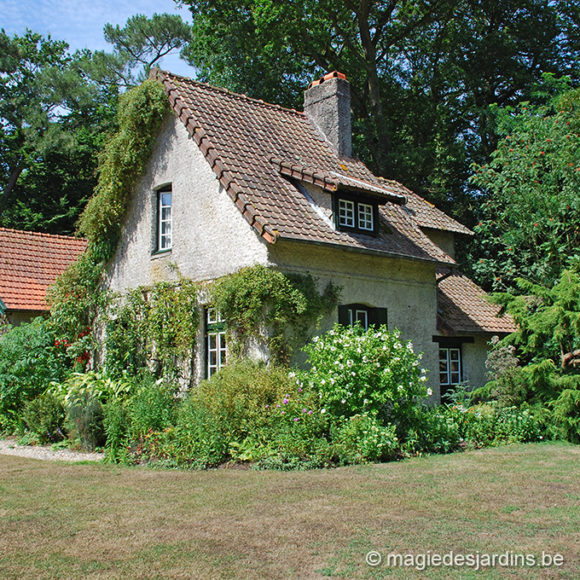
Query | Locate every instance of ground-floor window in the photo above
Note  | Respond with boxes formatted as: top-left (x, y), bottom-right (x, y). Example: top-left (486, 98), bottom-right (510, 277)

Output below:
top-left (439, 347), bottom-right (461, 387)
top-left (206, 307), bottom-right (226, 378)
top-left (338, 304), bottom-right (387, 330)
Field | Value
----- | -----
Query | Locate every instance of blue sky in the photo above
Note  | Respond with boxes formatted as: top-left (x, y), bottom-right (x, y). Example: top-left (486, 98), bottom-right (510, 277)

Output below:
top-left (1, 0), bottom-right (196, 76)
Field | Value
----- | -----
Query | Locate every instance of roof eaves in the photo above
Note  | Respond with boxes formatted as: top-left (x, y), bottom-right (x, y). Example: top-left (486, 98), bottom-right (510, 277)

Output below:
top-left (158, 71), bottom-right (279, 245)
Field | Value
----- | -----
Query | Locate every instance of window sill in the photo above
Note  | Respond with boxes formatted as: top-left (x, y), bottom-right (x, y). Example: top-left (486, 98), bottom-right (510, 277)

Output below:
top-left (151, 249), bottom-right (172, 260)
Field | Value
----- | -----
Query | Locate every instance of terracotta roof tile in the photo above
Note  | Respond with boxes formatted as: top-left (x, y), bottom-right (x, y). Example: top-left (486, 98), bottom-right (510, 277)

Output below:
top-left (153, 70), bottom-right (457, 264)
top-left (0, 228), bottom-right (87, 311)
top-left (437, 270), bottom-right (516, 334)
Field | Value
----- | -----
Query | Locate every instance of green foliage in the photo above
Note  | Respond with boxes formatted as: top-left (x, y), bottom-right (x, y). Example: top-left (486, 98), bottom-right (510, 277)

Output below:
top-left (51, 370), bottom-right (135, 450)
top-left (127, 379), bottom-right (176, 439)
top-left (106, 280), bottom-right (200, 382)
top-left (550, 385), bottom-right (580, 443)
top-left (22, 392), bottom-right (66, 444)
top-left (182, 0), bottom-right (577, 224)
top-left (472, 87), bottom-right (580, 290)
top-left (49, 79), bottom-right (170, 361)
top-left (210, 265), bottom-right (339, 363)
top-left (78, 79), bottom-right (169, 259)
top-left (0, 318), bottom-right (69, 425)
top-left (333, 414), bottom-right (399, 464)
top-left (299, 324), bottom-right (428, 423)
top-left (0, 30), bottom-right (119, 234)
top-left (104, 13), bottom-right (192, 86)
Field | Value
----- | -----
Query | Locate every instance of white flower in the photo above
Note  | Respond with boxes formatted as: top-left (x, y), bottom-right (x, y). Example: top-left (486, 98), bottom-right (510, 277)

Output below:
top-left (420, 375), bottom-right (428, 382)
top-left (313, 336), bottom-right (319, 343)
top-left (288, 372), bottom-right (296, 378)
top-left (363, 399), bottom-right (369, 405)
top-left (321, 408), bottom-right (326, 414)
top-left (320, 379), bottom-right (326, 385)
top-left (347, 360), bottom-right (353, 367)
top-left (341, 399), bottom-right (346, 404)
top-left (407, 342), bottom-right (414, 351)
top-left (427, 388), bottom-right (433, 396)
top-left (397, 385), bottom-right (404, 392)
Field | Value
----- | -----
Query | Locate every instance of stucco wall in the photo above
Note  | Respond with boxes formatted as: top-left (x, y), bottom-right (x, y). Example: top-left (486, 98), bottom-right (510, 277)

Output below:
top-left (423, 228), bottom-right (456, 260)
top-left (107, 115), bottom-right (270, 293)
top-left (268, 240), bottom-right (441, 400)
top-left (461, 333), bottom-right (492, 388)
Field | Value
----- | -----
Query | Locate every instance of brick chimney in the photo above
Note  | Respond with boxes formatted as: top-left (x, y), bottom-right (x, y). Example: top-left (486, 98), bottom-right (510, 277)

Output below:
top-left (304, 71), bottom-right (352, 158)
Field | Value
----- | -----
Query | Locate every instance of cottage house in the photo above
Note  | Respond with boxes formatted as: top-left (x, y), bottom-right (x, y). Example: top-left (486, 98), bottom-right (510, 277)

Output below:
top-left (0, 227), bottom-right (87, 326)
top-left (106, 69), bottom-right (515, 399)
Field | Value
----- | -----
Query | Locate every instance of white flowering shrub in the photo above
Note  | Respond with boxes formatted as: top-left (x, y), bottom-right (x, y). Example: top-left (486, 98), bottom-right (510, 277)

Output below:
top-left (299, 324), bottom-right (429, 422)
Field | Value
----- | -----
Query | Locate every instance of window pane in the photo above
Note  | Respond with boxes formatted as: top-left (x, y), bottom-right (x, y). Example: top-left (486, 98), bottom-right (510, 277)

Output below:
top-left (358, 203), bottom-right (374, 230)
top-left (355, 309), bottom-right (368, 329)
top-left (338, 199), bottom-right (355, 227)
top-left (440, 373), bottom-right (449, 385)
top-left (161, 192), bottom-right (172, 207)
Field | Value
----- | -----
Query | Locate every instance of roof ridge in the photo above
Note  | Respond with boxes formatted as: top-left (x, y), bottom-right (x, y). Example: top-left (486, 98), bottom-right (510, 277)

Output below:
top-left (156, 69), bottom-right (305, 118)
top-left (0, 227), bottom-right (87, 244)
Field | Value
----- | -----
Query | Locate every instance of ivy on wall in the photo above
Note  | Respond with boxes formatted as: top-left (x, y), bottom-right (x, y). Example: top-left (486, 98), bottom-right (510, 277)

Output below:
top-left (210, 265), bottom-right (340, 364)
top-left (49, 79), bottom-right (170, 350)
top-left (106, 280), bottom-right (200, 383)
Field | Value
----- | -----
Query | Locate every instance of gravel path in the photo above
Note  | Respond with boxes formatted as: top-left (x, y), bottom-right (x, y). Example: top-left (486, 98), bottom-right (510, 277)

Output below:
top-left (0, 438), bottom-right (104, 462)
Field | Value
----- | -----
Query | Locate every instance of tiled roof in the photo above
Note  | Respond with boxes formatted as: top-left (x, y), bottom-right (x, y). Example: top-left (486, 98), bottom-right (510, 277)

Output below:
top-left (437, 270), bottom-right (516, 334)
top-left (153, 69), bottom-right (455, 264)
top-left (377, 178), bottom-right (473, 235)
top-left (0, 228), bottom-right (87, 311)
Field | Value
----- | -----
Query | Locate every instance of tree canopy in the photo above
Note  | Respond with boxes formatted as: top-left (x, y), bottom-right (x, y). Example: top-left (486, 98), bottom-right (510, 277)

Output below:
top-left (471, 84), bottom-right (579, 291)
top-left (182, 0), bottom-right (579, 222)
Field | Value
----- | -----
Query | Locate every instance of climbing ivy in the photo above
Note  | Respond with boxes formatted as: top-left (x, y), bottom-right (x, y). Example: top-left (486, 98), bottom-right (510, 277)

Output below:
top-left (106, 280), bottom-right (200, 383)
top-left (210, 265), bottom-right (340, 364)
top-left (49, 79), bottom-right (170, 353)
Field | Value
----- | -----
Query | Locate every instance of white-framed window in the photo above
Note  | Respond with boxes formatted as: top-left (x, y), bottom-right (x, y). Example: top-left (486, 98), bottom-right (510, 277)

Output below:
top-left (439, 347), bottom-right (461, 386)
top-left (336, 197), bottom-right (377, 233)
top-left (338, 303), bottom-right (387, 330)
top-left (349, 308), bottom-right (369, 329)
top-left (206, 308), bottom-right (226, 378)
top-left (358, 202), bottom-right (374, 231)
top-left (157, 189), bottom-right (172, 251)
top-left (338, 199), bottom-right (355, 227)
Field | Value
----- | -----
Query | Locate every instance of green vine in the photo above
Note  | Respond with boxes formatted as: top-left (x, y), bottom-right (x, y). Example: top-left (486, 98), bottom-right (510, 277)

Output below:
top-left (105, 280), bottom-right (200, 383)
top-left (49, 79), bottom-right (170, 350)
top-left (210, 265), bottom-right (340, 364)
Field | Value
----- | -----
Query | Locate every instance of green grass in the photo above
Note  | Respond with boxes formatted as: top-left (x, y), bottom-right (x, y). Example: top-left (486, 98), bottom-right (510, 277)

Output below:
top-left (0, 442), bottom-right (578, 579)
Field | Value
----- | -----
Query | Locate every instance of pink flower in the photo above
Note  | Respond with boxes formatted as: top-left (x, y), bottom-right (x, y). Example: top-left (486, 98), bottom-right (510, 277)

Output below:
top-left (293, 418), bottom-right (299, 422)
top-left (302, 408), bottom-right (308, 413)
top-left (283, 398), bottom-right (289, 404)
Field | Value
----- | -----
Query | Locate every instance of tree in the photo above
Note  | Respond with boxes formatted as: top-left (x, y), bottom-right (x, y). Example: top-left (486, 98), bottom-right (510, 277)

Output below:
top-left (103, 13), bottom-right (192, 86)
top-left (0, 30), bottom-right (118, 234)
top-left (470, 84), bottom-right (579, 292)
top-left (181, 0), bottom-right (578, 223)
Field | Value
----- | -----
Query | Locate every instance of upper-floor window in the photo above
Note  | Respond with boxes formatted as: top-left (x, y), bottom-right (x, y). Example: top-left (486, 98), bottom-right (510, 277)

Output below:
top-left (157, 186), bottom-right (172, 251)
top-left (334, 195), bottom-right (378, 234)
top-left (338, 303), bottom-right (387, 330)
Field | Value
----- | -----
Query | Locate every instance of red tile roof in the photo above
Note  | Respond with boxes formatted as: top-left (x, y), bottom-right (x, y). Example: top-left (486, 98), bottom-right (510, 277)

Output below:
top-left (437, 270), bottom-right (516, 334)
top-left (153, 69), bottom-right (455, 265)
top-left (0, 228), bottom-right (87, 312)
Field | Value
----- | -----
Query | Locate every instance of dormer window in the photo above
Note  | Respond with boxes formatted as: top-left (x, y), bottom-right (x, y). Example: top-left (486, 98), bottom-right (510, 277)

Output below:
top-left (334, 194), bottom-right (378, 234)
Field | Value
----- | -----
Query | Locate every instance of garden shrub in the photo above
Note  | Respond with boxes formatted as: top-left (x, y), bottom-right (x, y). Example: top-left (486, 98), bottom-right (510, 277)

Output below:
top-left (299, 324), bottom-right (429, 429)
top-left (0, 318), bottom-right (70, 426)
top-left (22, 392), bottom-right (66, 444)
top-left (333, 413), bottom-right (399, 463)
top-left (52, 370), bottom-right (135, 450)
top-left (405, 407), bottom-right (462, 454)
top-left (127, 378), bottom-right (177, 439)
top-left (103, 398), bottom-right (130, 462)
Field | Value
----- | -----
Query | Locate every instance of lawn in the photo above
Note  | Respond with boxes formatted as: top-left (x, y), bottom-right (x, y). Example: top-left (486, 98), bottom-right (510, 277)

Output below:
top-left (0, 442), bottom-right (578, 579)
